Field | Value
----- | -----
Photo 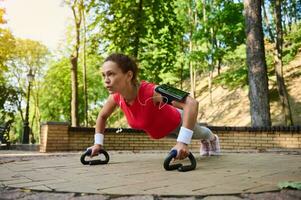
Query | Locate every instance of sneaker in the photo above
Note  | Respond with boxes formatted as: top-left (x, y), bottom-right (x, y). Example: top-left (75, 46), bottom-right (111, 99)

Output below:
top-left (200, 139), bottom-right (210, 156)
top-left (209, 134), bottom-right (221, 156)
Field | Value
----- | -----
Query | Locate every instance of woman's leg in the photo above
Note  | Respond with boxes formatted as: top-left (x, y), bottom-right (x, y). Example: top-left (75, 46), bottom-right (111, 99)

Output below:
top-left (192, 124), bottom-right (219, 156)
top-left (175, 109), bottom-right (220, 156)
top-left (192, 124), bottom-right (215, 140)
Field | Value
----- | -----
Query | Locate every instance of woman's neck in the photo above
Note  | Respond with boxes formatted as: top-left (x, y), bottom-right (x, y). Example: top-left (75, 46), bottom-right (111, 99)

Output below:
top-left (121, 82), bottom-right (139, 104)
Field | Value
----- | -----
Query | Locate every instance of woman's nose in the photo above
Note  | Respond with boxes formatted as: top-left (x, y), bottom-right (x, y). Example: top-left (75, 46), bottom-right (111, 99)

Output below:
top-left (103, 76), bottom-right (109, 82)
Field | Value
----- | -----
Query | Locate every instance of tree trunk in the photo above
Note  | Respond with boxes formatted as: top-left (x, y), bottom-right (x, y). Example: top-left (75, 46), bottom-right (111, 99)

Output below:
top-left (133, 0), bottom-right (143, 58)
top-left (262, 0), bottom-right (275, 42)
top-left (188, 5), bottom-right (195, 98)
top-left (292, 0), bottom-right (297, 24)
top-left (82, 7), bottom-right (88, 126)
top-left (217, 58), bottom-right (221, 75)
top-left (208, 70), bottom-right (213, 104)
top-left (209, 26), bottom-right (215, 104)
top-left (244, 0), bottom-right (271, 127)
top-left (273, 0), bottom-right (294, 125)
top-left (70, 0), bottom-right (82, 127)
top-left (70, 55), bottom-right (79, 127)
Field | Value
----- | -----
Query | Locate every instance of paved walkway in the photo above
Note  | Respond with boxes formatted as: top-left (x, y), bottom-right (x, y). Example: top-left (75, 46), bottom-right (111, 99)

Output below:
top-left (0, 150), bottom-right (301, 199)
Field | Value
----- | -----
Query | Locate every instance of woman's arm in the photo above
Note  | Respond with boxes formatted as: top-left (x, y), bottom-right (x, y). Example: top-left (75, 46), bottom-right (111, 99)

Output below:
top-left (153, 89), bottom-right (199, 159)
top-left (92, 95), bottom-right (117, 156)
top-left (153, 90), bottom-right (199, 130)
top-left (170, 96), bottom-right (199, 130)
top-left (95, 95), bottom-right (117, 134)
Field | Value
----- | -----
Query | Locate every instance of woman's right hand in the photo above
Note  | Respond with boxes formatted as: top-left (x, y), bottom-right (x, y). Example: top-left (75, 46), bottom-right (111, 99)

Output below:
top-left (90, 144), bottom-right (102, 157)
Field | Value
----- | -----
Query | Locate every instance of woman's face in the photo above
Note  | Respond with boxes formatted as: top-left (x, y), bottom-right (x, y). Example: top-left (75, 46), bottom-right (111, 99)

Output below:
top-left (101, 61), bottom-right (132, 94)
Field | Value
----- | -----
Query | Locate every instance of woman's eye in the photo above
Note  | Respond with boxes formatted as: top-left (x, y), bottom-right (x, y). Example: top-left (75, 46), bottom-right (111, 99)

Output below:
top-left (102, 71), bottom-right (115, 78)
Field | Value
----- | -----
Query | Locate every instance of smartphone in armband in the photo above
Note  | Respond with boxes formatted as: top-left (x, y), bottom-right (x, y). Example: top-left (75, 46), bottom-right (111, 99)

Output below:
top-left (155, 84), bottom-right (190, 104)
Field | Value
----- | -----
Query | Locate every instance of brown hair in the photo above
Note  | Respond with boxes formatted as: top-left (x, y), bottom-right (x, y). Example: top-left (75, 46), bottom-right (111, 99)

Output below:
top-left (104, 53), bottom-right (138, 84)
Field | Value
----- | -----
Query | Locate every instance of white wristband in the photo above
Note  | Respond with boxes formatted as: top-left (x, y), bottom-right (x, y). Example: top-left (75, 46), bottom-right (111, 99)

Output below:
top-left (94, 133), bottom-right (104, 145)
top-left (177, 126), bottom-right (193, 144)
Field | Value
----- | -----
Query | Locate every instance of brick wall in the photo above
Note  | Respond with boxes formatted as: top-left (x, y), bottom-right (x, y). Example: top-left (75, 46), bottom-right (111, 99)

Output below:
top-left (40, 122), bottom-right (301, 152)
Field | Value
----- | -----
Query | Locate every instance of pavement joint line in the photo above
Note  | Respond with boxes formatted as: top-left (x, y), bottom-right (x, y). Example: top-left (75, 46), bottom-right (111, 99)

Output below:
top-left (242, 183), bottom-right (270, 192)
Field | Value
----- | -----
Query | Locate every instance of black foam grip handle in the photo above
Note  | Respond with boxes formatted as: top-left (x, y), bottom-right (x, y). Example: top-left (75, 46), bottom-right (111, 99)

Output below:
top-left (178, 152), bottom-right (197, 172)
top-left (163, 149), bottom-right (196, 172)
top-left (80, 148), bottom-right (110, 165)
top-left (163, 149), bottom-right (182, 170)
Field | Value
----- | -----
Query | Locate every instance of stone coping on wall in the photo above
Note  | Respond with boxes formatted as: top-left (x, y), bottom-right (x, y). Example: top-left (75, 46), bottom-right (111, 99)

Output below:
top-left (67, 125), bottom-right (301, 133)
top-left (42, 121), bottom-right (301, 133)
top-left (207, 125), bottom-right (301, 132)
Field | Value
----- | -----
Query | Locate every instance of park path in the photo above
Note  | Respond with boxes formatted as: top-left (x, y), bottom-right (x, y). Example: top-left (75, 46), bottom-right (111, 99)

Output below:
top-left (0, 151), bottom-right (300, 198)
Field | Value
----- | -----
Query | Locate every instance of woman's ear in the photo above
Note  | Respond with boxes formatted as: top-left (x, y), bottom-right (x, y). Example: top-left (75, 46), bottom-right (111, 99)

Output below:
top-left (126, 71), bottom-right (133, 81)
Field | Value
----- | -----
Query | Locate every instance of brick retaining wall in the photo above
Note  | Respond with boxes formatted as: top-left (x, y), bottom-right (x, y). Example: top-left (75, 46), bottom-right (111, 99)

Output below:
top-left (39, 122), bottom-right (301, 152)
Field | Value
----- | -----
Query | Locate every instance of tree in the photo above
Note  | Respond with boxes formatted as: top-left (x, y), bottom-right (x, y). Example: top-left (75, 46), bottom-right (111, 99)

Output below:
top-left (39, 55), bottom-right (107, 126)
top-left (0, 6), bottom-right (5, 24)
top-left (40, 58), bottom-right (72, 122)
top-left (66, 0), bottom-right (85, 127)
top-left (0, 5), bottom-right (15, 73)
top-left (201, 0), bottom-right (245, 101)
top-left (244, 0), bottom-right (271, 126)
top-left (0, 6), bottom-right (18, 133)
top-left (261, 0), bottom-right (275, 42)
top-left (81, 5), bottom-right (88, 126)
top-left (5, 39), bottom-right (49, 142)
top-left (88, 0), bottom-right (182, 83)
top-left (0, 29), bottom-right (15, 71)
top-left (273, 0), bottom-right (294, 125)
top-left (0, 76), bottom-right (19, 123)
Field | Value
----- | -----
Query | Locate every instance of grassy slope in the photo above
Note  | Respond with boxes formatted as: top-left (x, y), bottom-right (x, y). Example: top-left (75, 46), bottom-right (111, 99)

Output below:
top-left (196, 50), bottom-right (301, 126)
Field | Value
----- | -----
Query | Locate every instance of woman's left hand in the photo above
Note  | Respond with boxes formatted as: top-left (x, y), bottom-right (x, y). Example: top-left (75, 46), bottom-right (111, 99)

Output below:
top-left (172, 142), bottom-right (189, 160)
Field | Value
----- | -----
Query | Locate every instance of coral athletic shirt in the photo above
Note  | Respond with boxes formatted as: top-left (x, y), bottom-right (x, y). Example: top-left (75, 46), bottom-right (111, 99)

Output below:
top-left (113, 81), bottom-right (181, 139)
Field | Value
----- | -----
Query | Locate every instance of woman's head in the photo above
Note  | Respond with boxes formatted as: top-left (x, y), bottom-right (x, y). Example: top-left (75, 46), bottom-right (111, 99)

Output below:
top-left (104, 53), bottom-right (138, 84)
top-left (102, 53), bottom-right (139, 93)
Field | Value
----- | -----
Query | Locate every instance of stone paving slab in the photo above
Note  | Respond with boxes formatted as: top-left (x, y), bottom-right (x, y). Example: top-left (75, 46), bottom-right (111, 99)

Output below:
top-left (0, 151), bottom-right (301, 198)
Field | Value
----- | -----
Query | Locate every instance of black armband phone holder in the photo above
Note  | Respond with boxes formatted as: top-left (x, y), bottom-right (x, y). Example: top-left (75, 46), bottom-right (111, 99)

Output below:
top-left (155, 84), bottom-right (190, 104)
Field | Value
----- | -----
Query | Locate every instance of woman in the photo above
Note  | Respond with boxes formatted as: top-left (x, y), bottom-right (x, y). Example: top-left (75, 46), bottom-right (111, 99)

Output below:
top-left (90, 53), bottom-right (220, 159)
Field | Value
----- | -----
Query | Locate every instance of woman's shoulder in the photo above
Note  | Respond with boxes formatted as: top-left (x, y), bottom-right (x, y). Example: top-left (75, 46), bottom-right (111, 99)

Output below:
top-left (112, 93), bottom-right (121, 103)
top-left (140, 80), bottom-right (157, 89)
top-left (139, 80), bottom-right (156, 98)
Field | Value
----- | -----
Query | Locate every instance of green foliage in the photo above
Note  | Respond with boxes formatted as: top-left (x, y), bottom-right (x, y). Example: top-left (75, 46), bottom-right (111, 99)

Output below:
top-left (283, 23), bottom-right (301, 64)
top-left (0, 76), bottom-right (19, 122)
top-left (215, 20), bottom-right (301, 91)
top-left (0, 28), bottom-right (18, 122)
top-left (81, 53), bottom-right (109, 126)
top-left (14, 39), bottom-right (49, 67)
top-left (88, 0), bottom-right (182, 83)
top-left (0, 7), bottom-right (6, 24)
top-left (192, 1), bottom-right (245, 61)
top-left (138, 0), bottom-right (183, 83)
top-left (0, 37), bottom-right (49, 142)
top-left (40, 58), bottom-right (72, 122)
top-left (39, 53), bottom-right (108, 126)
top-left (214, 44), bottom-right (248, 89)
top-left (0, 28), bottom-right (16, 72)
top-left (214, 66), bottom-right (248, 89)
top-left (207, 1), bottom-right (245, 50)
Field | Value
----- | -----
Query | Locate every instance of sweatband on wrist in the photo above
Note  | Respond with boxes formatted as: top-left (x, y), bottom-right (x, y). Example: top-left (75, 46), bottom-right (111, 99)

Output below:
top-left (94, 133), bottom-right (104, 145)
top-left (177, 126), bottom-right (193, 144)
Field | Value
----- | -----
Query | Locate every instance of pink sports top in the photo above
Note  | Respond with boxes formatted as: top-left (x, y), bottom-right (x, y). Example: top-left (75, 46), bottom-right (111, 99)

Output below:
top-left (113, 81), bottom-right (181, 139)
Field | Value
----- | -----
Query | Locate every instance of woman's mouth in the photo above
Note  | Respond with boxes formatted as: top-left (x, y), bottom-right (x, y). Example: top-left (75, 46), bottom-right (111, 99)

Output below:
top-left (106, 86), bottom-right (113, 91)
